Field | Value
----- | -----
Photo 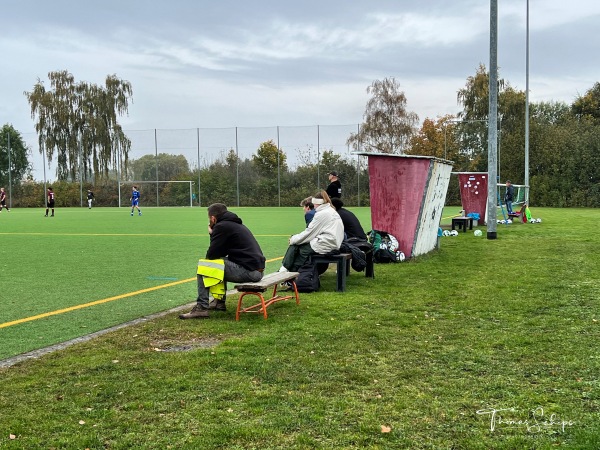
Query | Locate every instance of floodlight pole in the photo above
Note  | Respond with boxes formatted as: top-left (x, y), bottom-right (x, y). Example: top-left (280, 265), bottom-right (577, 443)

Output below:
top-left (524, 0), bottom-right (530, 203)
top-left (487, 0), bottom-right (499, 240)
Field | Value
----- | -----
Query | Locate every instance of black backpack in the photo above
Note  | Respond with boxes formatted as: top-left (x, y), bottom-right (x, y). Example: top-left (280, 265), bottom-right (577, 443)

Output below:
top-left (295, 262), bottom-right (321, 293)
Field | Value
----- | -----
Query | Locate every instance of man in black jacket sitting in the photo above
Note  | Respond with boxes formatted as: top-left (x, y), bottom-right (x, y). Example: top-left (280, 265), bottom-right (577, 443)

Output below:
top-left (331, 197), bottom-right (367, 241)
top-left (180, 203), bottom-right (266, 319)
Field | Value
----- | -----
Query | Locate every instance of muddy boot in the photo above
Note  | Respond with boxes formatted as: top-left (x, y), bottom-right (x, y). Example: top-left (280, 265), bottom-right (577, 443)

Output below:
top-left (208, 298), bottom-right (227, 311)
top-left (179, 305), bottom-right (210, 319)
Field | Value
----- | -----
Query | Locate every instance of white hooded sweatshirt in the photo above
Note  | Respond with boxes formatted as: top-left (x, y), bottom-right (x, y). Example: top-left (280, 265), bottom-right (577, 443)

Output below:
top-left (289, 203), bottom-right (344, 254)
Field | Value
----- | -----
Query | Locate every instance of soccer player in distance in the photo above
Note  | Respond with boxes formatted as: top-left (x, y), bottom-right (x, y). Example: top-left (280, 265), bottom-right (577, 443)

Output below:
top-left (130, 186), bottom-right (142, 216)
top-left (0, 187), bottom-right (9, 212)
top-left (45, 187), bottom-right (55, 217)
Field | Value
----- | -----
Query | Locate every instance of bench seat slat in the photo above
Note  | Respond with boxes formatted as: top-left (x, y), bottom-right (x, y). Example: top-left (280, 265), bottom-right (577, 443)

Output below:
top-left (235, 272), bottom-right (299, 292)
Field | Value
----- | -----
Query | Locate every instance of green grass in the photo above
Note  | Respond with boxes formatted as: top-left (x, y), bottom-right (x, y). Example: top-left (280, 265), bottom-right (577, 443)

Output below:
top-left (1, 206), bottom-right (599, 449)
top-left (0, 206), bottom-right (378, 359)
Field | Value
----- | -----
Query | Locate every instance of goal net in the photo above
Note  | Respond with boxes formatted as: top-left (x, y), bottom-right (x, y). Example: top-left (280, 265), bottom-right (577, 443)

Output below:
top-left (496, 184), bottom-right (528, 207)
top-left (119, 181), bottom-right (195, 207)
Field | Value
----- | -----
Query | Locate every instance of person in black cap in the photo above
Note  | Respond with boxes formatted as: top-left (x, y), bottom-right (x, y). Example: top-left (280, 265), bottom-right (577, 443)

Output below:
top-left (326, 171), bottom-right (342, 199)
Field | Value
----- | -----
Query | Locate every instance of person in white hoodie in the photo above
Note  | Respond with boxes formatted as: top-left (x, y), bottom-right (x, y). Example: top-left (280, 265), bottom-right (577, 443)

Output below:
top-left (279, 190), bottom-right (344, 272)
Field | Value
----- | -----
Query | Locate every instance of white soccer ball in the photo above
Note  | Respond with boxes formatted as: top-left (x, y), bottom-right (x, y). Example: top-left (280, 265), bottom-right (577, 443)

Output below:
top-left (474, 229), bottom-right (482, 237)
top-left (443, 230), bottom-right (451, 237)
top-left (450, 230), bottom-right (459, 236)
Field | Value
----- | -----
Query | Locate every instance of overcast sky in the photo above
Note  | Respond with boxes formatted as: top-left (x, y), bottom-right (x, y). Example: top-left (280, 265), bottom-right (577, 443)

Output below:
top-left (2, 0), bottom-right (599, 136)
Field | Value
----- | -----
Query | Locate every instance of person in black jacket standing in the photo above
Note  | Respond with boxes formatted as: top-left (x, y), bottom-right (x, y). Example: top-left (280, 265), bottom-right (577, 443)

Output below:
top-left (504, 180), bottom-right (515, 215)
top-left (180, 203), bottom-right (266, 319)
top-left (326, 171), bottom-right (342, 199)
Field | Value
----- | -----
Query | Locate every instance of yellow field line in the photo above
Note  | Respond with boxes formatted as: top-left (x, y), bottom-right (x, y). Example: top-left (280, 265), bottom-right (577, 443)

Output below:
top-left (0, 257), bottom-right (283, 330)
top-left (0, 279), bottom-right (194, 329)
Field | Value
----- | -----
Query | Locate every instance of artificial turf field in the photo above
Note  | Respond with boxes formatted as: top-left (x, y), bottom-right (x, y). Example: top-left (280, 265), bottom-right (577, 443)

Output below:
top-left (0, 205), bottom-right (389, 360)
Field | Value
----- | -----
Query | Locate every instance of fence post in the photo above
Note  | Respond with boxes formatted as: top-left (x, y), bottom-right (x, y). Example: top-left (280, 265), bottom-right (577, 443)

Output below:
top-left (197, 127), bottom-right (201, 207)
top-left (155, 129), bottom-right (159, 207)
top-left (7, 132), bottom-right (12, 208)
top-left (235, 127), bottom-right (240, 207)
top-left (277, 125), bottom-right (281, 207)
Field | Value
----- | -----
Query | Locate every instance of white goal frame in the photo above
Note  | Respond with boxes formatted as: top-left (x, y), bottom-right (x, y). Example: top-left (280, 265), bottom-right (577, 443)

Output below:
top-left (118, 180), bottom-right (195, 207)
top-left (496, 183), bottom-right (529, 207)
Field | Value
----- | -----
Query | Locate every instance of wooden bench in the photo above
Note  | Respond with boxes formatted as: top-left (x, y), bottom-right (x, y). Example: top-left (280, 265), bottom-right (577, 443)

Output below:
top-left (310, 253), bottom-right (353, 292)
top-left (311, 246), bottom-right (375, 292)
top-left (234, 272), bottom-right (300, 320)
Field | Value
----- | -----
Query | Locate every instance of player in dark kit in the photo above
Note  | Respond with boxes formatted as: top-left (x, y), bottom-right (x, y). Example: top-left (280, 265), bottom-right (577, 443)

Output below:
top-left (87, 190), bottom-right (95, 209)
top-left (45, 187), bottom-right (55, 217)
top-left (0, 187), bottom-right (9, 212)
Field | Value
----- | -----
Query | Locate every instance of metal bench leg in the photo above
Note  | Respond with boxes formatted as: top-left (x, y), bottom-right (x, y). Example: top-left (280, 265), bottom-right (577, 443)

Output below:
top-left (336, 259), bottom-right (347, 292)
top-left (365, 251), bottom-right (374, 278)
top-left (236, 292), bottom-right (268, 321)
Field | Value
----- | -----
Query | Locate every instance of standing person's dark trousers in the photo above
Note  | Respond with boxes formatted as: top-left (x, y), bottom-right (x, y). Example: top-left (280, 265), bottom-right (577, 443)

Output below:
top-left (505, 199), bottom-right (513, 215)
top-left (196, 258), bottom-right (263, 310)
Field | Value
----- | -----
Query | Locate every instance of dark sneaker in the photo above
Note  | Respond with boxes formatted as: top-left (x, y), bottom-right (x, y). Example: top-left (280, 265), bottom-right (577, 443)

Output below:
top-left (179, 305), bottom-right (210, 319)
top-left (279, 281), bottom-right (293, 291)
top-left (208, 299), bottom-right (227, 311)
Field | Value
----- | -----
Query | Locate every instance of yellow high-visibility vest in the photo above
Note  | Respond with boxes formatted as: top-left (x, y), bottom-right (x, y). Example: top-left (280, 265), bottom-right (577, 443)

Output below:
top-left (197, 259), bottom-right (225, 300)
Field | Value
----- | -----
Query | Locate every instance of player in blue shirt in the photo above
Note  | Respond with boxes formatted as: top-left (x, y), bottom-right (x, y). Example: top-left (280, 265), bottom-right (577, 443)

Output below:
top-left (130, 186), bottom-right (142, 216)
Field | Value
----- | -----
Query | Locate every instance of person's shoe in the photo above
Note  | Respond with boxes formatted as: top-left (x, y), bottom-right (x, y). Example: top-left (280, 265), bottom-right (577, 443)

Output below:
top-left (279, 281), bottom-right (293, 291)
top-left (131, 212), bottom-right (134, 216)
top-left (208, 299), bottom-right (227, 311)
top-left (179, 305), bottom-right (210, 319)
top-left (138, 212), bottom-right (142, 216)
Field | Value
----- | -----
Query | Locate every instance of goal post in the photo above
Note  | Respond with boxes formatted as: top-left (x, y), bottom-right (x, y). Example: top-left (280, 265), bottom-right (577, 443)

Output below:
top-left (119, 181), bottom-right (195, 207)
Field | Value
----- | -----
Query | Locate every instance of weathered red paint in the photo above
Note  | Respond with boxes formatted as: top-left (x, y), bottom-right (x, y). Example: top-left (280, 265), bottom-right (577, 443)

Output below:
top-left (458, 172), bottom-right (488, 224)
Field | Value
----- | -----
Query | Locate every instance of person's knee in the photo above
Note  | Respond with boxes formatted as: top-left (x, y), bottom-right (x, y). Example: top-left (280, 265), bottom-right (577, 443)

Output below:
top-left (249, 270), bottom-right (263, 282)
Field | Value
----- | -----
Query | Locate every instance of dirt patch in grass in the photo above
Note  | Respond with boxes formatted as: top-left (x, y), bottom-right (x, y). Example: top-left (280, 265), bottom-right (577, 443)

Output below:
top-left (150, 337), bottom-right (222, 352)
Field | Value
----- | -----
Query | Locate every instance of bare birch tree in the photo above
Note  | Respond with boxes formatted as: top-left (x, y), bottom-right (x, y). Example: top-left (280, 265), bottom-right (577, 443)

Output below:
top-left (347, 77), bottom-right (419, 154)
